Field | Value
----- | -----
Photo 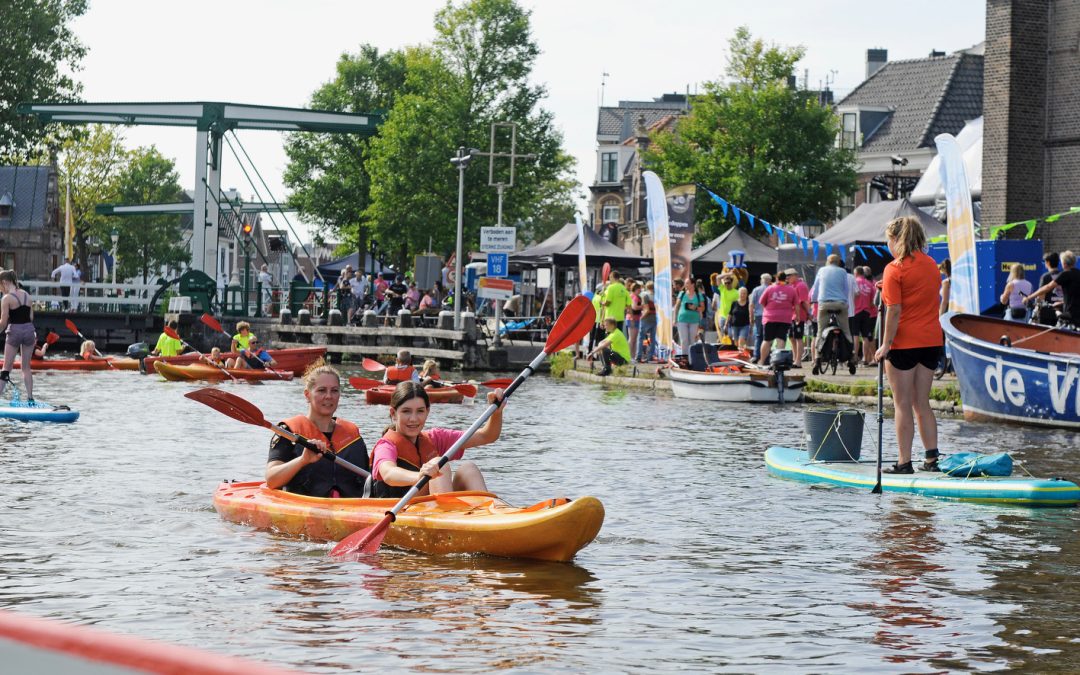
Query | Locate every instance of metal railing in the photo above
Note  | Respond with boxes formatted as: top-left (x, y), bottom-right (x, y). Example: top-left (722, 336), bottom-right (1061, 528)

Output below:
top-left (22, 280), bottom-right (161, 313)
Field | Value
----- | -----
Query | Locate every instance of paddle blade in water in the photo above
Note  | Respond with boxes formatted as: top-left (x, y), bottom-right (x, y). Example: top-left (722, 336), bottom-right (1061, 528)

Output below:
top-left (330, 515), bottom-right (393, 558)
top-left (200, 313), bottom-right (225, 334)
top-left (64, 319), bottom-right (80, 336)
top-left (545, 295), bottom-right (595, 353)
top-left (184, 388), bottom-right (269, 429)
top-left (453, 383), bottom-right (478, 398)
top-left (361, 358), bottom-right (385, 372)
top-left (480, 378), bottom-right (513, 388)
top-left (349, 376), bottom-right (384, 390)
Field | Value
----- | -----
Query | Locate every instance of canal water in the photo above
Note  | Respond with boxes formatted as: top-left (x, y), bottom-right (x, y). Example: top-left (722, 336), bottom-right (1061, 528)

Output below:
top-left (2, 368), bottom-right (1079, 673)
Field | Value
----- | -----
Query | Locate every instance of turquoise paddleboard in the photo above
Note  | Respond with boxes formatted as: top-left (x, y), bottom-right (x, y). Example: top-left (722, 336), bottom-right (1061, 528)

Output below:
top-left (0, 399), bottom-right (79, 423)
top-left (765, 446), bottom-right (1079, 507)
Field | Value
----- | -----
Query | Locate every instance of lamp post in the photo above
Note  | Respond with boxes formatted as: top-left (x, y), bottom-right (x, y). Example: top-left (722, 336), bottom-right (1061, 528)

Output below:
top-left (110, 228), bottom-right (119, 290)
top-left (449, 147), bottom-right (479, 330)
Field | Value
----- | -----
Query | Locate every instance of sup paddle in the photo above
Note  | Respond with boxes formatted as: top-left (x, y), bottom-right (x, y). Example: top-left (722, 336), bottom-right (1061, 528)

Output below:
top-left (329, 294), bottom-right (597, 558)
top-left (200, 313), bottom-right (289, 380)
top-left (872, 297), bottom-right (885, 495)
top-left (164, 326), bottom-right (239, 382)
top-left (362, 358), bottom-right (386, 372)
top-left (183, 387), bottom-right (371, 480)
top-left (64, 319), bottom-right (116, 369)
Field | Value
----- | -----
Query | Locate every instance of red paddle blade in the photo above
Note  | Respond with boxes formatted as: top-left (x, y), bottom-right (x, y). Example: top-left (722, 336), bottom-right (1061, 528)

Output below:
top-left (601, 262), bottom-right (611, 283)
top-left (453, 383), bottom-right (478, 398)
top-left (45, 331), bottom-right (60, 345)
top-left (361, 358), bottom-right (386, 371)
top-left (330, 515), bottom-right (393, 558)
top-left (480, 378), bottom-right (513, 388)
top-left (64, 319), bottom-right (80, 336)
top-left (545, 295), bottom-right (595, 353)
top-left (164, 326), bottom-right (180, 340)
top-left (349, 376), bottom-right (384, 390)
top-left (183, 388), bottom-right (271, 429)
top-left (200, 313), bottom-right (225, 334)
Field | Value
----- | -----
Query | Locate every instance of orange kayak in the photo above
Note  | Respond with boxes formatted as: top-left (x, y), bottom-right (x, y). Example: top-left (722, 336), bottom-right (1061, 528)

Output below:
top-left (364, 382), bottom-right (476, 405)
top-left (154, 361), bottom-right (294, 382)
top-left (143, 346), bottom-right (325, 376)
top-left (214, 481), bottom-right (605, 562)
top-left (23, 358), bottom-right (113, 371)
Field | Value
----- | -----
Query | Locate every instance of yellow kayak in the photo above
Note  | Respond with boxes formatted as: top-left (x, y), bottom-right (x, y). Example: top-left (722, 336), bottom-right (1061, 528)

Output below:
top-left (214, 481), bottom-right (605, 562)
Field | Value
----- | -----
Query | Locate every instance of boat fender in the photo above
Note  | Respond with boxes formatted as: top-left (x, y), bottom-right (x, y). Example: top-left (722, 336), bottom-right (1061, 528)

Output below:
top-left (999, 335), bottom-right (1012, 347)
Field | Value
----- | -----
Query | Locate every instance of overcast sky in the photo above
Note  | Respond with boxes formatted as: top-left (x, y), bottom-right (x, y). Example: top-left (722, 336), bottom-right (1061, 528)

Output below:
top-left (69, 0), bottom-right (985, 241)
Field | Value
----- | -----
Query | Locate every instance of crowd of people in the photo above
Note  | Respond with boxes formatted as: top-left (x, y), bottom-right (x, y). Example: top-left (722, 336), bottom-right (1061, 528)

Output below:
top-left (332, 264), bottom-right (450, 326)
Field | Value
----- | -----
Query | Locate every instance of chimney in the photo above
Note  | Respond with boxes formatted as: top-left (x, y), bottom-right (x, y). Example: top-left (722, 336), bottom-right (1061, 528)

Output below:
top-left (929, 49), bottom-right (945, 58)
top-left (866, 48), bottom-right (888, 79)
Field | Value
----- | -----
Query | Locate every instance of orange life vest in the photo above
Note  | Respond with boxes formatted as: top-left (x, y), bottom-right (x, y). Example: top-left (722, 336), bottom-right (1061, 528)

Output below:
top-left (277, 415), bottom-right (369, 498)
top-left (282, 415), bottom-right (362, 453)
top-left (384, 365), bottom-right (415, 385)
top-left (369, 429), bottom-right (439, 498)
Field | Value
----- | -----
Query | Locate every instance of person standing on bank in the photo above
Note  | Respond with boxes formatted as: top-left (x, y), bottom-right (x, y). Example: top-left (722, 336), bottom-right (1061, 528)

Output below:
top-left (674, 278), bottom-right (705, 353)
top-left (749, 273), bottom-right (772, 361)
top-left (1000, 263), bottom-right (1033, 322)
top-left (875, 216), bottom-right (943, 474)
top-left (0, 269), bottom-right (37, 402)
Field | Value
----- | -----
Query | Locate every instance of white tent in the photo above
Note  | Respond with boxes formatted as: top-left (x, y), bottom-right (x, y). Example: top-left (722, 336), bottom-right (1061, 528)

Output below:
top-left (910, 116), bottom-right (982, 205)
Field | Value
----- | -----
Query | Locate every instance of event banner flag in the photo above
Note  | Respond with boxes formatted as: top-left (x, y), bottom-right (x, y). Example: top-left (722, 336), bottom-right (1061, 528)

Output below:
top-left (666, 184), bottom-right (696, 284)
top-left (935, 133), bottom-right (980, 313)
top-left (644, 171), bottom-right (674, 354)
top-left (574, 213), bottom-right (589, 295)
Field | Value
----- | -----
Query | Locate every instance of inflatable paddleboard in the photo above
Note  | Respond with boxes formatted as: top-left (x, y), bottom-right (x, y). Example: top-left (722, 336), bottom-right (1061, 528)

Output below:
top-left (0, 399), bottom-right (79, 423)
top-left (765, 446), bottom-right (1079, 507)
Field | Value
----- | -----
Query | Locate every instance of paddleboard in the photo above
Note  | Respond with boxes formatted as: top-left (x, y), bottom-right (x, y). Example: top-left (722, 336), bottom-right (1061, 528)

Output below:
top-left (0, 399), bottom-right (79, 423)
top-left (765, 446), bottom-right (1079, 507)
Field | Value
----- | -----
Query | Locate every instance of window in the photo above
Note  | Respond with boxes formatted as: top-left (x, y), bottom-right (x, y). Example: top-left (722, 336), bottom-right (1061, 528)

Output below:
top-left (601, 152), bottom-right (618, 183)
top-left (837, 190), bottom-right (856, 220)
top-left (601, 202), bottom-right (621, 223)
top-left (841, 113), bottom-right (857, 149)
top-left (0, 252), bottom-right (14, 270)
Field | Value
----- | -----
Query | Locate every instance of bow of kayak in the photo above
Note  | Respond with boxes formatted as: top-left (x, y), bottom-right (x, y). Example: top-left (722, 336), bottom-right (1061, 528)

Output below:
top-left (214, 481), bottom-right (605, 562)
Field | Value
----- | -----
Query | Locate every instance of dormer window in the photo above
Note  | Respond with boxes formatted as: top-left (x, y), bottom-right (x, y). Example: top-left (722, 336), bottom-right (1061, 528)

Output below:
top-left (0, 193), bottom-right (12, 219)
top-left (841, 113), bottom-right (857, 149)
top-left (601, 152), bottom-right (618, 183)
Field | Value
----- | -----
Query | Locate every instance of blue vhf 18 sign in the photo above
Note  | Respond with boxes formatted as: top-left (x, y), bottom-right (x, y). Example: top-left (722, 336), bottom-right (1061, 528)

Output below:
top-left (486, 252), bottom-right (508, 278)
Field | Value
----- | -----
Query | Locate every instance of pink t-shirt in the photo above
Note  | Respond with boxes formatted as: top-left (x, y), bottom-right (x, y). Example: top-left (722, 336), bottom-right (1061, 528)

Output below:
top-left (759, 284), bottom-right (797, 324)
top-left (854, 277), bottom-right (875, 314)
top-left (791, 280), bottom-right (810, 321)
top-left (371, 427), bottom-right (465, 481)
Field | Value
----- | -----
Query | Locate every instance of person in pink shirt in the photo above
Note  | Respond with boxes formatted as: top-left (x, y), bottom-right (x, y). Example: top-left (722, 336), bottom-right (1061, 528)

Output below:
top-left (852, 266), bottom-right (877, 365)
top-left (373, 275), bottom-right (389, 315)
top-left (784, 268), bottom-right (812, 366)
top-left (758, 271), bottom-right (798, 365)
top-left (368, 381), bottom-right (505, 498)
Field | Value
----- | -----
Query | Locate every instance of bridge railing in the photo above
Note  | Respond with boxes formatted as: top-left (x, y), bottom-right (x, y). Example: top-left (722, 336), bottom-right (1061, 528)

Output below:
top-left (22, 280), bottom-right (161, 313)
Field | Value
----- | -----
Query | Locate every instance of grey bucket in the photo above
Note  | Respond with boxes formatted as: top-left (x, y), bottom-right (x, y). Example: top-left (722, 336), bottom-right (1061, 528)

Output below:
top-left (804, 408), bottom-right (864, 462)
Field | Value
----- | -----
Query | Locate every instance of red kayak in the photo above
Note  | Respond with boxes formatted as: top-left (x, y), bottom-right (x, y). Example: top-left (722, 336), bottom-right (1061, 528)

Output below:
top-left (143, 346), bottom-right (325, 376)
top-left (22, 358), bottom-right (114, 371)
top-left (364, 382), bottom-right (477, 405)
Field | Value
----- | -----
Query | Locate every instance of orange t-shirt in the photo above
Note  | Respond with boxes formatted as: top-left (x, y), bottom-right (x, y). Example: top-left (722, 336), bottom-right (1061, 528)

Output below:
top-left (882, 251), bottom-right (943, 349)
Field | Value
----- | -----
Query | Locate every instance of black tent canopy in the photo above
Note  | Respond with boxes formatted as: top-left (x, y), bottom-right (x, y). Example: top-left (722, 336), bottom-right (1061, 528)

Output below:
top-left (511, 222), bottom-right (651, 267)
top-left (815, 199), bottom-right (945, 245)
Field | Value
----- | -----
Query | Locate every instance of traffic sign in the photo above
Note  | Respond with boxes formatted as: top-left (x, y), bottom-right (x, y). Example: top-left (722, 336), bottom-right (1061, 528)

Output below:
top-left (480, 226), bottom-right (516, 253)
top-left (477, 277), bottom-right (514, 301)
top-left (486, 252), bottom-right (508, 278)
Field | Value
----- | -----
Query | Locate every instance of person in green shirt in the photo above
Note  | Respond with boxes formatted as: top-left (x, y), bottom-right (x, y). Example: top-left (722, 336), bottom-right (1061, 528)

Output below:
top-left (150, 319), bottom-right (185, 357)
top-left (599, 271), bottom-right (631, 329)
top-left (715, 273), bottom-right (741, 339)
top-left (230, 321), bottom-right (256, 352)
top-left (587, 318), bottom-right (632, 376)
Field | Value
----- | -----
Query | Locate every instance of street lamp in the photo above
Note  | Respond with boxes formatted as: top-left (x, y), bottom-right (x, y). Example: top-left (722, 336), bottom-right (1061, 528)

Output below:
top-left (449, 147), bottom-right (480, 330)
top-left (110, 228), bottom-right (119, 289)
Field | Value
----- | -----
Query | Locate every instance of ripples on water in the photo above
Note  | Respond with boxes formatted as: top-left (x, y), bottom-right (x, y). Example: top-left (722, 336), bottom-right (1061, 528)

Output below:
top-left (2, 369), bottom-right (1080, 672)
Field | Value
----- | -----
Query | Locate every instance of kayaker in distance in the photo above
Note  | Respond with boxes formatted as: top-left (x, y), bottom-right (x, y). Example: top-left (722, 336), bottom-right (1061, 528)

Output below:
top-left (369, 381), bottom-right (503, 498)
top-left (78, 340), bottom-right (113, 361)
top-left (266, 363), bottom-right (370, 497)
top-left (200, 347), bottom-right (226, 367)
top-left (384, 349), bottom-right (421, 384)
top-left (150, 320), bottom-right (185, 357)
top-left (230, 321), bottom-right (255, 352)
top-left (229, 337), bottom-right (278, 370)
top-left (0, 268), bottom-right (36, 402)
top-left (418, 359), bottom-right (445, 388)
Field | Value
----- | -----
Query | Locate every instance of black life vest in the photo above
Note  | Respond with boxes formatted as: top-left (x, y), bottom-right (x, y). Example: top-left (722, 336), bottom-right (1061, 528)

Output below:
top-left (277, 415), bottom-right (370, 498)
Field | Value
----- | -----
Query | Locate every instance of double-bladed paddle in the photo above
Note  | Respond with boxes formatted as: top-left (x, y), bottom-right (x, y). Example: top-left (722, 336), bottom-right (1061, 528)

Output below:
top-left (347, 376), bottom-right (513, 392)
top-left (361, 358), bottom-right (385, 372)
top-left (183, 387), bottom-right (371, 480)
top-left (199, 313), bottom-right (289, 380)
top-left (329, 294), bottom-right (596, 558)
top-left (63, 319), bottom-right (116, 369)
top-left (872, 297), bottom-right (885, 495)
top-left (163, 326), bottom-right (239, 382)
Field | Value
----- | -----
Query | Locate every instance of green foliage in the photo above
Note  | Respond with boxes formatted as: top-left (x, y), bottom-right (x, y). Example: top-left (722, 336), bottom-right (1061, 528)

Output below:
top-left (645, 26), bottom-right (857, 242)
top-left (549, 349), bottom-right (573, 378)
top-left (0, 0), bottom-right (88, 162)
top-left (111, 147), bottom-right (189, 281)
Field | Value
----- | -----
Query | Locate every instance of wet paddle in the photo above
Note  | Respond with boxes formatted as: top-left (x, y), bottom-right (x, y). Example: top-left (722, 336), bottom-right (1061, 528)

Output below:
top-left (63, 319), bottom-right (116, 369)
top-left (872, 298), bottom-right (885, 495)
top-left (164, 326), bottom-right (239, 382)
top-left (199, 313), bottom-right (289, 380)
top-left (184, 387), bottom-right (371, 480)
top-left (329, 294), bottom-right (597, 559)
top-left (362, 358), bottom-right (386, 372)
top-left (348, 376), bottom-right (384, 390)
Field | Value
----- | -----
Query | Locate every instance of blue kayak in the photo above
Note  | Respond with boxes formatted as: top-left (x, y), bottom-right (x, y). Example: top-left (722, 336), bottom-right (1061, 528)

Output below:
top-left (765, 446), bottom-right (1080, 507)
top-left (0, 399), bottom-right (79, 423)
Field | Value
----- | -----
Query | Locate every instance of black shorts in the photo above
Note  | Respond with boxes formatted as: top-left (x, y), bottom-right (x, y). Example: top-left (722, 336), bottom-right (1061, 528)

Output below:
top-left (851, 311), bottom-right (873, 338)
top-left (886, 346), bottom-right (942, 371)
top-left (790, 321), bottom-right (805, 339)
top-left (763, 322), bottom-right (790, 342)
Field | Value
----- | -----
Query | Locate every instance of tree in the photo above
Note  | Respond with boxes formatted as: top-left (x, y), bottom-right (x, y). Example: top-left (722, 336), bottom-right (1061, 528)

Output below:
top-left (59, 125), bottom-right (129, 274)
top-left (645, 27), bottom-right (857, 242)
top-left (111, 147), bottom-right (189, 282)
top-left (0, 0), bottom-right (88, 162)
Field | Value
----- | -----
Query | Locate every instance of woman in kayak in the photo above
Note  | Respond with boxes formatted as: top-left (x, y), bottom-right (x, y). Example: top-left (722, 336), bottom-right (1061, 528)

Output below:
top-left (78, 340), bottom-right (113, 361)
top-left (875, 216), bottom-right (943, 474)
top-left (0, 268), bottom-right (36, 402)
top-left (369, 381), bottom-right (504, 498)
top-left (265, 362), bottom-right (370, 498)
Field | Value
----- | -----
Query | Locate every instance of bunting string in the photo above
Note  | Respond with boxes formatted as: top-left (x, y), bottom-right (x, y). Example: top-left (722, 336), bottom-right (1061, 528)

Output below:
top-left (697, 183), bottom-right (826, 260)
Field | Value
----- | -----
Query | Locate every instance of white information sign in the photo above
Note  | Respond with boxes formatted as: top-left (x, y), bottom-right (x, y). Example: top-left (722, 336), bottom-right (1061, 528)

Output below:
top-left (480, 226), bottom-right (516, 253)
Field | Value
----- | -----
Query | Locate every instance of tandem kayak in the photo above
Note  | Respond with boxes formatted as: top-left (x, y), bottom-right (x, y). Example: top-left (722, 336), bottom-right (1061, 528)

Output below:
top-left (0, 399), bottom-right (78, 423)
top-left (214, 481), bottom-right (605, 562)
top-left (364, 382), bottom-right (476, 405)
top-left (765, 446), bottom-right (1080, 507)
top-left (143, 346), bottom-right (325, 377)
top-left (153, 361), bottom-right (294, 382)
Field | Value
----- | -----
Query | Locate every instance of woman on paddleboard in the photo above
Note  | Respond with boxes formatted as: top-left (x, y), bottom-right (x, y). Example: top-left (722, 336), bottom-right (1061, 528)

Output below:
top-left (0, 269), bottom-right (36, 402)
top-left (266, 363), bottom-right (370, 497)
top-left (875, 216), bottom-right (943, 474)
top-left (369, 381), bottom-right (504, 498)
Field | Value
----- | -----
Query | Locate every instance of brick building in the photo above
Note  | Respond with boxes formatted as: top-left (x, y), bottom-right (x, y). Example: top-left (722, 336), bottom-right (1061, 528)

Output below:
top-left (983, 0), bottom-right (1080, 252)
top-left (0, 164), bottom-right (61, 279)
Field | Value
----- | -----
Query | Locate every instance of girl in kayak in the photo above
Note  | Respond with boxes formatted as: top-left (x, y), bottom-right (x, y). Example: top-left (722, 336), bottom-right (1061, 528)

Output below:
top-left (369, 381), bottom-right (504, 498)
top-left (266, 363), bottom-right (370, 498)
top-left (0, 269), bottom-right (36, 402)
top-left (200, 347), bottom-right (226, 367)
top-left (78, 340), bottom-right (113, 361)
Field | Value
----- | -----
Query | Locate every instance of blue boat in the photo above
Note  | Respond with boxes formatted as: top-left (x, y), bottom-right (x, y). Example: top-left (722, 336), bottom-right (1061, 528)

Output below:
top-left (941, 312), bottom-right (1080, 429)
